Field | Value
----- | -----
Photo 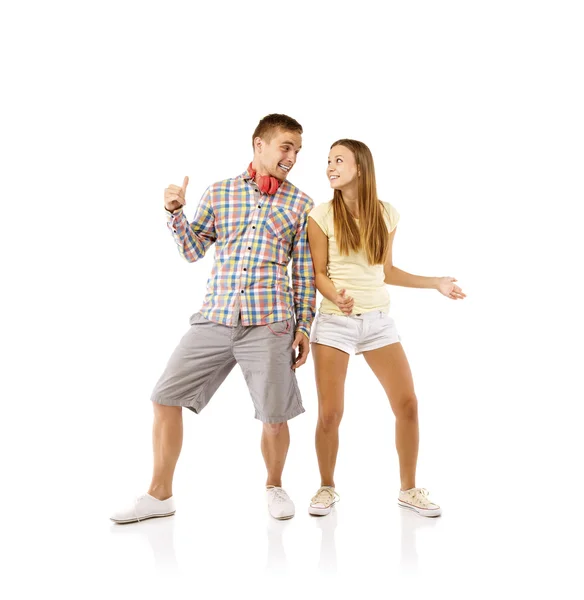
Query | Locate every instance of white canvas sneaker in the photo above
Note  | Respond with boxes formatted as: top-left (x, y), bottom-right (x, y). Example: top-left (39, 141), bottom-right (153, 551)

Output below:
top-left (110, 493), bottom-right (176, 524)
top-left (266, 486), bottom-right (295, 520)
top-left (398, 488), bottom-right (441, 517)
top-left (309, 486), bottom-right (340, 516)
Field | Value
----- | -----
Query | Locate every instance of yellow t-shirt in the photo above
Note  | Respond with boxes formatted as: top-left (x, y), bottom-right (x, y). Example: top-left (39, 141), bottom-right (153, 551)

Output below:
top-left (309, 200), bottom-right (400, 315)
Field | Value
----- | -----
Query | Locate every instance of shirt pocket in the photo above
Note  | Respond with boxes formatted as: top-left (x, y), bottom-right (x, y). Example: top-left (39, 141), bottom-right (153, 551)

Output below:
top-left (265, 206), bottom-right (297, 244)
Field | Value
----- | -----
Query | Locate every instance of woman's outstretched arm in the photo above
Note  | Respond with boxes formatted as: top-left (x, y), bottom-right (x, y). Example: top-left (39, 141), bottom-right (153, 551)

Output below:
top-left (383, 228), bottom-right (466, 299)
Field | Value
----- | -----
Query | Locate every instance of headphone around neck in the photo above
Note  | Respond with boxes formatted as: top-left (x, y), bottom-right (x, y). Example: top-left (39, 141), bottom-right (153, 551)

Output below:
top-left (247, 162), bottom-right (281, 195)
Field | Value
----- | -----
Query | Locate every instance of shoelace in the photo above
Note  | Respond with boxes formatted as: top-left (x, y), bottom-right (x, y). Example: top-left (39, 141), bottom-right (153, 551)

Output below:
top-left (409, 488), bottom-right (433, 507)
top-left (311, 486), bottom-right (340, 506)
top-left (268, 487), bottom-right (290, 504)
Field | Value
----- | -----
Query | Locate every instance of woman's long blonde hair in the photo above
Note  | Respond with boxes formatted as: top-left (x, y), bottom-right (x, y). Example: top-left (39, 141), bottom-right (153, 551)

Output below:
top-left (331, 139), bottom-right (389, 265)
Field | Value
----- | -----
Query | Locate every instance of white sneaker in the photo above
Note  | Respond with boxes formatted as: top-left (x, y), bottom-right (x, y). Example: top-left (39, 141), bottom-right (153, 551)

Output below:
top-left (309, 486), bottom-right (340, 516)
top-left (398, 487), bottom-right (441, 517)
top-left (110, 493), bottom-right (176, 524)
top-left (266, 486), bottom-right (295, 520)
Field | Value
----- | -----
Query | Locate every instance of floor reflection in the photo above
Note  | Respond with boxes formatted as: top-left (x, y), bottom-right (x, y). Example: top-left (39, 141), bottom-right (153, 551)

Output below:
top-left (313, 507), bottom-right (338, 573)
top-left (265, 516), bottom-right (291, 573)
top-left (110, 516), bottom-right (179, 572)
top-left (399, 506), bottom-right (438, 572)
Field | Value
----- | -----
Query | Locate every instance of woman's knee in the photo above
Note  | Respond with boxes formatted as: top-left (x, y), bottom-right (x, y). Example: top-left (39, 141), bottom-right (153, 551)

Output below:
top-left (394, 395), bottom-right (418, 421)
top-left (318, 409), bottom-right (344, 432)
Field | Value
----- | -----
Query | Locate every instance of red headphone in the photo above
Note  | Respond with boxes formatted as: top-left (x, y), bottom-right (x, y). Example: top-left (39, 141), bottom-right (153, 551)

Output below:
top-left (247, 162), bottom-right (281, 195)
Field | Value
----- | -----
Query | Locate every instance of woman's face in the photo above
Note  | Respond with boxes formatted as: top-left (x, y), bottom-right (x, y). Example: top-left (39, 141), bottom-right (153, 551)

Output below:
top-left (327, 145), bottom-right (358, 191)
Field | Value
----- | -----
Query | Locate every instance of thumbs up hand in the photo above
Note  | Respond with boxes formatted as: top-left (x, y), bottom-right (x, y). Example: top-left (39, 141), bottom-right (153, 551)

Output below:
top-left (164, 176), bottom-right (189, 213)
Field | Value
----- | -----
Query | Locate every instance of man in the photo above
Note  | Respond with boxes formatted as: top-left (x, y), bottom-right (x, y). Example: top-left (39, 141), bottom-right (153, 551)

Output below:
top-left (111, 114), bottom-right (315, 523)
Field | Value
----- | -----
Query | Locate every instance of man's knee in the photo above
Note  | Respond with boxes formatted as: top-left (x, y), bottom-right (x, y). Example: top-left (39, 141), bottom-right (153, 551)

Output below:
top-left (262, 422), bottom-right (287, 436)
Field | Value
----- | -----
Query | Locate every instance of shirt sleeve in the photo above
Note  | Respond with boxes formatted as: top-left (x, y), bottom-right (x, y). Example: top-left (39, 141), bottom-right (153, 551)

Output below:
top-left (383, 202), bottom-right (400, 232)
top-left (308, 202), bottom-right (330, 236)
top-left (166, 186), bottom-right (217, 262)
top-left (291, 199), bottom-right (317, 338)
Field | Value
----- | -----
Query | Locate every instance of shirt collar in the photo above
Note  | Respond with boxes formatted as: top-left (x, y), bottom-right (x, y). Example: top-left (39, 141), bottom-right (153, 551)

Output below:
top-left (241, 166), bottom-right (254, 182)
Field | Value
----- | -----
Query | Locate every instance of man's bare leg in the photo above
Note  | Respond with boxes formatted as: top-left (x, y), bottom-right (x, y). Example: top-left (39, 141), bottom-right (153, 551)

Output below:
top-left (148, 403), bottom-right (183, 500)
top-left (261, 422), bottom-right (289, 487)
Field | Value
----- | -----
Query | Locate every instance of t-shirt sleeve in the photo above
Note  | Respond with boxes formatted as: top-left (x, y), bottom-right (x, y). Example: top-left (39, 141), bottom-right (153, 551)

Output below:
top-left (383, 202), bottom-right (400, 232)
top-left (308, 202), bottom-right (330, 236)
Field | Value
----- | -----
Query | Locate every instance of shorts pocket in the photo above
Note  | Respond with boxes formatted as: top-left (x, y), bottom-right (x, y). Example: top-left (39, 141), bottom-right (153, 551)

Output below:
top-left (318, 313), bottom-right (348, 327)
top-left (189, 312), bottom-right (208, 326)
top-left (318, 313), bottom-right (336, 322)
top-left (266, 318), bottom-right (292, 336)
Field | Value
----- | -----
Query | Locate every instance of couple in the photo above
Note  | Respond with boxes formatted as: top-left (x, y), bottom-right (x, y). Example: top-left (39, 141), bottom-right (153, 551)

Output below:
top-left (110, 114), bottom-right (465, 524)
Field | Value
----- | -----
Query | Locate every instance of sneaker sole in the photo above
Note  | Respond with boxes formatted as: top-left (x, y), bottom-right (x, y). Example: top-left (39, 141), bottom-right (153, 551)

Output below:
top-left (309, 504), bottom-right (334, 516)
top-left (271, 514), bottom-right (294, 520)
top-left (397, 500), bottom-right (441, 518)
top-left (110, 511), bottom-right (176, 524)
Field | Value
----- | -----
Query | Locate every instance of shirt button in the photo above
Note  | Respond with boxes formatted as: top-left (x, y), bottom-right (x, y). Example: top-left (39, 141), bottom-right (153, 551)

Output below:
top-left (252, 226), bottom-right (255, 229)
top-left (241, 290), bottom-right (244, 293)
top-left (258, 204), bottom-right (261, 208)
top-left (243, 268), bottom-right (247, 271)
top-left (247, 246), bottom-right (251, 250)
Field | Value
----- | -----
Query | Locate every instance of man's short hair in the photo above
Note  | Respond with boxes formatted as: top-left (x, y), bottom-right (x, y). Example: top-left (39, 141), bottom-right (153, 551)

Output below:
top-left (252, 114), bottom-right (303, 148)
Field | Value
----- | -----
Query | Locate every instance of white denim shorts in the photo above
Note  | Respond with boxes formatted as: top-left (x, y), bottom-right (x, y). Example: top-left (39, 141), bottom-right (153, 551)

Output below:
top-left (309, 310), bottom-right (401, 355)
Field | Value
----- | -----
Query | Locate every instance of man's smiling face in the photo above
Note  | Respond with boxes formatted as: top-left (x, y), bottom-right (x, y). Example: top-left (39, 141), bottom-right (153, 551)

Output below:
top-left (255, 128), bottom-right (302, 180)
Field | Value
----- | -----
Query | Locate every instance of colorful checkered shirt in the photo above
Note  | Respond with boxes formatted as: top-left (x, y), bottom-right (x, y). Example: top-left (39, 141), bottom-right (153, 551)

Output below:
top-left (167, 167), bottom-right (316, 338)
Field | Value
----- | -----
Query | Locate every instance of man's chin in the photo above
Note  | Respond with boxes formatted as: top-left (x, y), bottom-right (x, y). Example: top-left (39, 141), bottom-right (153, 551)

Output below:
top-left (275, 165), bottom-right (293, 180)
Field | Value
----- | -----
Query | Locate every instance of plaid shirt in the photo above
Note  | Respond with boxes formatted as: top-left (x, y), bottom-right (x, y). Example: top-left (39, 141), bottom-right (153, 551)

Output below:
top-left (167, 167), bottom-right (316, 338)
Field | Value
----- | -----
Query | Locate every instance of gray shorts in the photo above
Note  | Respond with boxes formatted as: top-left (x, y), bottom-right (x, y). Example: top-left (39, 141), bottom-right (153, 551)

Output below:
top-left (150, 313), bottom-right (304, 423)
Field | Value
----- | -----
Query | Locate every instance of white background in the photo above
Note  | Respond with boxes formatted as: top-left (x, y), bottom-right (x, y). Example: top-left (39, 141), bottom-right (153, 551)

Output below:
top-left (1, 0), bottom-right (583, 598)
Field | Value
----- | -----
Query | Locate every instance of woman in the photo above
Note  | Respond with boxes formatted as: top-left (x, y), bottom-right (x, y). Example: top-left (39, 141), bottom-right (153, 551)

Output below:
top-left (307, 139), bottom-right (465, 518)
